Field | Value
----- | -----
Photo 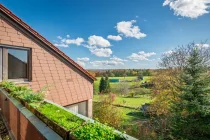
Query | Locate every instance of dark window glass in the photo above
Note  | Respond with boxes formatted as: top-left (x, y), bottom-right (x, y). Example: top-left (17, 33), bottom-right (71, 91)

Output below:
top-left (8, 48), bottom-right (28, 79)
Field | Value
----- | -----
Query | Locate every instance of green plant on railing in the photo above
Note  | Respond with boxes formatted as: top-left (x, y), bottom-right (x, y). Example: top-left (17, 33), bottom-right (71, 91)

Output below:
top-left (0, 81), bottom-right (46, 103)
top-left (72, 122), bottom-right (125, 140)
top-left (11, 89), bottom-right (31, 98)
top-left (11, 86), bottom-right (33, 98)
top-left (19, 86), bottom-right (47, 103)
top-left (0, 81), bottom-right (17, 92)
top-left (0, 80), bottom-right (32, 93)
top-left (36, 102), bottom-right (84, 130)
top-left (0, 81), bottom-right (127, 140)
top-left (19, 92), bottom-right (44, 103)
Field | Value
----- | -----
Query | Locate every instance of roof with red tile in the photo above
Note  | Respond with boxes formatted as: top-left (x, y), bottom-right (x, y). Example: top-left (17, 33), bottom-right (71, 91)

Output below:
top-left (0, 4), bottom-right (96, 81)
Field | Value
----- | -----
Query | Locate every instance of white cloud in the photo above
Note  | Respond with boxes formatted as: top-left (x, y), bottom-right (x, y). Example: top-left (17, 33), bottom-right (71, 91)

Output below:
top-left (163, 0), bottom-right (210, 18)
top-left (85, 35), bottom-right (112, 57)
top-left (110, 56), bottom-right (127, 62)
top-left (90, 56), bottom-right (127, 67)
top-left (76, 57), bottom-right (90, 67)
top-left (163, 50), bottom-right (173, 56)
top-left (61, 38), bottom-right (66, 43)
top-left (116, 20), bottom-right (146, 39)
top-left (54, 43), bottom-right (68, 48)
top-left (77, 57), bottom-right (90, 62)
top-left (107, 35), bottom-right (122, 41)
top-left (195, 44), bottom-right (210, 48)
top-left (90, 60), bottom-right (124, 67)
top-left (201, 44), bottom-right (210, 48)
top-left (77, 61), bottom-right (85, 67)
top-left (127, 51), bottom-right (156, 62)
top-left (57, 36), bottom-right (62, 39)
top-left (88, 35), bottom-right (111, 47)
top-left (65, 37), bottom-right (84, 46)
top-left (90, 48), bottom-right (112, 57)
top-left (55, 35), bottom-right (85, 47)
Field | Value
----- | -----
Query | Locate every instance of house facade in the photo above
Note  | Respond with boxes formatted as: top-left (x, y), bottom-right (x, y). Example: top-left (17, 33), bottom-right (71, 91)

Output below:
top-left (0, 4), bottom-right (95, 117)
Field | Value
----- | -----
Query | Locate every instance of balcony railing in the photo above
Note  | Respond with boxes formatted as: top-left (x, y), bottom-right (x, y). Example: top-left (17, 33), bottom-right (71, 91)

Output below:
top-left (0, 82), bottom-right (137, 140)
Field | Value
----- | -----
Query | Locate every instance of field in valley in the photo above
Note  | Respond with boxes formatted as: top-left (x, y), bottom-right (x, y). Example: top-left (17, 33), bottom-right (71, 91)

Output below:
top-left (93, 76), bottom-right (152, 138)
top-left (94, 94), bottom-right (151, 107)
top-left (94, 76), bottom-right (151, 94)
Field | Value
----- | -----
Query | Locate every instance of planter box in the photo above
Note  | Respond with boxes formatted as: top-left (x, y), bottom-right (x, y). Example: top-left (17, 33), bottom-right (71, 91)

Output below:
top-left (0, 88), bottom-right (62, 140)
top-left (16, 97), bottom-right (77, 140)
top-left (0, 88), bottom-right (77, 140)
top-left (0, 88), bottom-right (76, 140)
top-left (24, 101), bottom-right (77, 140)
top-left (0, 88), bottom-right (138, 140)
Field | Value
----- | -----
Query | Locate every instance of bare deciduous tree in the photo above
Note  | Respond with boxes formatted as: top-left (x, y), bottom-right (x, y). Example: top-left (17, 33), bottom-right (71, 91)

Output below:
top-left (116, 82), bottom-right (130, 96)
top-left (159, 42), bottom-right (210, 69)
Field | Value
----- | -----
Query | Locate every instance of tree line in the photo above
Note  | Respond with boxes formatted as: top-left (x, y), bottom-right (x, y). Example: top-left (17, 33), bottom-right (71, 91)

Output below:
top-left (88, 69), bottom-right (153, 77)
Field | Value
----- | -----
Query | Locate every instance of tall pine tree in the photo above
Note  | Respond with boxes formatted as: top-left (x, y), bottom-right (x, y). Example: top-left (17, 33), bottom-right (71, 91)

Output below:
top-left (104, 76), bottom-right (111, 93)
top-left (170, 48), bottom-right (210, 139)
top-left (99, 77), bottom-right (106, 93)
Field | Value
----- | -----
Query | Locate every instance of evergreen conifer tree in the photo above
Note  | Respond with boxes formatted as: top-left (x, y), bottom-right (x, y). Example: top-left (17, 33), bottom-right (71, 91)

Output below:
top-left (170, 48), bottom-right (210, 139)
top-left (137, 72), bottom-right (144, 81)
top-left (99, 77), bottom-right (105, 93)
top-left (105, 76), bottom-right (111, 93)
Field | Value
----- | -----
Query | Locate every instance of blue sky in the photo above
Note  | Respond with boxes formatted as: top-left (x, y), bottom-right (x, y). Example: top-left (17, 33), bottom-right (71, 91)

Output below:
top-left (1, 0), bottom-right (210, 69)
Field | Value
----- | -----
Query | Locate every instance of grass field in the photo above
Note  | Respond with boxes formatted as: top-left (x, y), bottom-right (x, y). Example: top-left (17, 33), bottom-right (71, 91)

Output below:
top-left (93, 77), bottom-right (152, 138)
top-left (94, 76), bottom-right (151, 94)
top-left (118, 107), bottom-right (148, 121)
top-left (93, 76), bottom-right (152, 130)
top-left (94, 95), bottom-right (151, 107)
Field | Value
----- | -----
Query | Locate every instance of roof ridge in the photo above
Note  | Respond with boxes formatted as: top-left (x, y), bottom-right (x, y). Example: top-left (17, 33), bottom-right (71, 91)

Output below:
top-left (0, 4), bottom-right (95, 81)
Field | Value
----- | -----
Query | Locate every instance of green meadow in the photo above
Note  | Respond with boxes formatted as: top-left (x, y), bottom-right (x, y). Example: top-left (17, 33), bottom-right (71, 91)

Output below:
top-left (94, 76), bottom-right (151, 94)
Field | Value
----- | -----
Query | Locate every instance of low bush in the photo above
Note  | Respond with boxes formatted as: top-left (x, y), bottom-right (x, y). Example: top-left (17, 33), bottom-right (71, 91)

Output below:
top-left (93, 93), bottom-right (123, 129)
top-left (115, 82), bottom-right (130, 96)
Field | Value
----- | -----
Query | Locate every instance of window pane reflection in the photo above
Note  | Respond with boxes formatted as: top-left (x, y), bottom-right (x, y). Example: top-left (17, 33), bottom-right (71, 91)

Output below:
top-left (8, 48), bottom-right (28, 79)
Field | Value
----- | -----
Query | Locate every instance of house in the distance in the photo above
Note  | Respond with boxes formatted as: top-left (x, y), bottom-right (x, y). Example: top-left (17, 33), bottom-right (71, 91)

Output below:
top-left (0, 4), bottom-right (95, 117)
